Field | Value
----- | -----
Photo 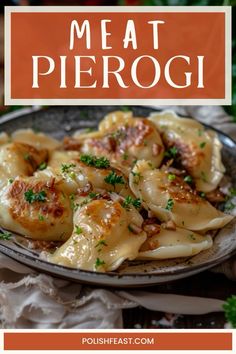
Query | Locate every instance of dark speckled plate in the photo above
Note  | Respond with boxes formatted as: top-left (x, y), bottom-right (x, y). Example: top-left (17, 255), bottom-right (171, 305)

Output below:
top-left (0, 106), bottom-right (236, 288)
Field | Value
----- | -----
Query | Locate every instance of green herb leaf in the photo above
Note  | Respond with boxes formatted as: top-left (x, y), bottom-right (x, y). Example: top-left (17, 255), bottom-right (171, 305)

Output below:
top-left (122, 152), bottom-right (129, 160)
top-left (95, 240), bottom-right (108, 248)
top-left (165, 198), bottom-right (174, 211)
top-left (38, 161), bottom-right (47, 171)
top-left (80, 154), bottom-right (110, 169)
top-left (199, 191), bottom-right (206, 199)
top-left (223, 295), bottom-right (236, 328)
top-left (229, 188), bottom-right (236, 197)
top-left (199, 142), bottom-right (206, 149)
top-left (201, 171), bottom-right (207, 182)
top-left (224, 201), bottom-right (236, 211)
top-left (168, 173), bottom-right (176, 181)
top-left (38, 214), bottom-right (45, 221)
top-left (122, 196), bottom-right (141, 210)
top-left (184, 175), bottom-right (193, 184)
top-left (189, 233), bottom-right (196, 241)
top-left (95, 258), bottom-right (106, 269)
top-left (104, 171), bottom-right (125, 186)
top-left (23, 153), bottom-right (31, 161)
top-left (0, 231), bottom-right (12, 240)
top-left (198, 129), bottom-right (203, 136)
top-left (75, 225), bottom-right (83, 235)
top-left (165, 146), bottom-right (178, 159)
top-left (61, 163), bottom-right (76, 173)
top-left (24, 189), bottom-right (47, 204)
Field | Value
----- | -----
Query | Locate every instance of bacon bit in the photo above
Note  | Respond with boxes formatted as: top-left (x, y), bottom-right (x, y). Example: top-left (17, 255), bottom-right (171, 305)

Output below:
top-left (63, 137), bottom-right (82, 151)
top-left (143, 217), bottom-right (159, 225)
top-left (147, 240), bottom-right (159, 250)
top-left (77, 182), bottom-right (92, 196)
top-left (143, 224), bottom-right (161, 237)
top-left (162, 220), bottom-right (177, 231)
top-left (46, 177), bottom-right (55, 189)
top-left (166, 167), bottom-right (186, 176)
top-left (152, 143), bottom-right (161, 156)
top-left (29, 240), bottom-right (62, 251)
top-left (205, 190), bottom-right (226, 203)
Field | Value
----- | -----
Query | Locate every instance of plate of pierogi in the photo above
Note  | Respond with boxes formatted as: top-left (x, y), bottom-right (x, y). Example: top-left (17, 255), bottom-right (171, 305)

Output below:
top-left (0, 106), bottom-right (235, 287)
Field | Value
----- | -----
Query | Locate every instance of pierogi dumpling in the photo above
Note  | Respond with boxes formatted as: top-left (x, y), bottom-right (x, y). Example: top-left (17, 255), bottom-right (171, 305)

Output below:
top-left (12, 129), bottom-right (61, 151)
top-left (48, 193), bottom-right (147, 271)
top-left (138, 225), bottom-right (213, 259)
top-left (0, 176), bottom-right (73, 241)
top-left (129, 160), bottom-right (233, 232)
top-left (64, 111), bottom-right (164, 176)
top-left (35, 151), bottom-right (132, 197)
top-left (149, 111), bottom-right (225, 192)
top-left (0, 142), bottom-right (48, 189)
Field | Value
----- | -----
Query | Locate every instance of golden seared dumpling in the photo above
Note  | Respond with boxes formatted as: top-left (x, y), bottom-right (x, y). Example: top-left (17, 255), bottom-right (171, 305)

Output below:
top-left (36, 152), bottom-right (132, 197)
top-left (0, 142), bottom-right (48, 189)
top-left (139, 223), bottom-right (213, 259)
top-left (11, 129), bottom-right (61, 151)
top-left (64, 111), bottom-right (164, 176)
top-left (0, 176), bottom-right (73, 241)
top-left (129, 160), bottom-right (233, 232)
top-left (149, 111), bottom-right (225, 192)
top-left (48, 193), bottom-right (147, 271)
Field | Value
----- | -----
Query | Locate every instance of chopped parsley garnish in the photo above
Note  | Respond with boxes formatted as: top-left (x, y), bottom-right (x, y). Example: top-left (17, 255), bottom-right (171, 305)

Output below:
top-left (38, 214), bottom-right (45, 221)
top-left (199, 191), bottom-right (206, 199)
top-left (201, 171), bottom-right (207, 182)
top-left (198, 129), bottom-right (203, 136)
top-left (75, 225), bottom-right (83, 235)
top-left (122, 152), bottom-right (129, 160)
top-left (128, 224), bottom-right (135, 233)
top-left (184, 175), bottom-right (193, 184)
top-left (80, 154), bottom-right (110, 169)
top-left (8, 178), bottom-right (14, 184)
top-left (95, 258), bottom-right (106, 269)
top-left (95, 240), bottom-right (108, 251)
top-left (229, 188), bottom-right (236, 197)
top-left (168, 173), bottom-right (176, 182)
top-left (224, 201), bottom-right (236, 211)
top-left (165, 198), bottom-right (174, 211)
top-left (131, 171), bottom-right (142, 184)
top-left (165, 146), bottom-right (178, 158)
top-left (0, 231), bottom-right (12, 240)
top-left (104, 171), bottom-right (125, 187)
top-left (199, 142), bottom-right (206, 149)
top-left (122, 196), bottom-right (141, 210)
top-left (23, 153), bottom-right (31, 161)
top-left (61, 163), bottom-right (76, 173)
top-left (223, 295), bottom-right (236, 328)
top-left (89, 192), bottom-right (99, 199)
top-left (38, 161), bottom-right (47, 171)
top-left (24, 190), bottom-right (47, 204)
top-left (189, 234), bottom-right (196, 241)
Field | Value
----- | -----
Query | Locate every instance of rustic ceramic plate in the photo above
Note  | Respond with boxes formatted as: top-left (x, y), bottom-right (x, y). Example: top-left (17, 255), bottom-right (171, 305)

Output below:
top-left (0, 106), bottom-right (236, 288)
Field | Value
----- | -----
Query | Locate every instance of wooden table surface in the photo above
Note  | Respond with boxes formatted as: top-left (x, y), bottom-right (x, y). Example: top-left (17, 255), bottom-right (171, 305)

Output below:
top-left (122, 271), bottom-right (236, 328)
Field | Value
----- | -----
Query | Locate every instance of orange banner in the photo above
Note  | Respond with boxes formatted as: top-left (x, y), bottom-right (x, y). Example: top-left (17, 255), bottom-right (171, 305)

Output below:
top-left (4, 332), bottom-right (232, 351)
top-left (5, 7), bottom-right (230, 105)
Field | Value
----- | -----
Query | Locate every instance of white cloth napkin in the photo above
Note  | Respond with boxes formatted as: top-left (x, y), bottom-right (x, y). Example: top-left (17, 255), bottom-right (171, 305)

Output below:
top-left (0, 105), bottom-right (235, 329)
